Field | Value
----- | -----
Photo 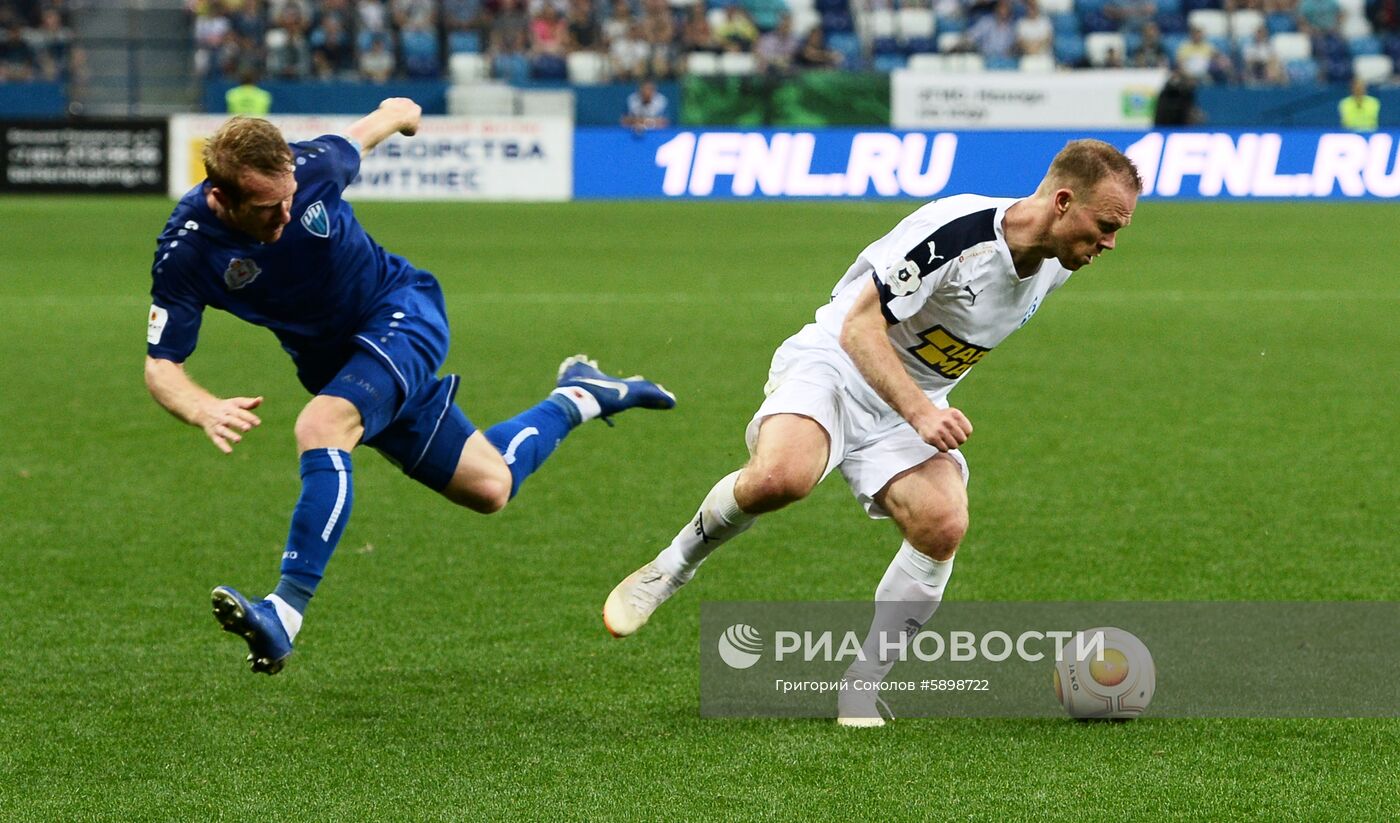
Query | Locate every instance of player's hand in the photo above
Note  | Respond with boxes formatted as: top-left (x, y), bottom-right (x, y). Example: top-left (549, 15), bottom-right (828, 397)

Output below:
top-left (379, 98), bottom-right (421, 137)
top-left (197, 396), bottom-right (263, 454)
top-left (913, 406), bottom-right (972, 452)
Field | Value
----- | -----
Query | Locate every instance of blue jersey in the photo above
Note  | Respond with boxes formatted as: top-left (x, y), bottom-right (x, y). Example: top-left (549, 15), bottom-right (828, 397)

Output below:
top-left (146, 133), bottom-right (429, 366)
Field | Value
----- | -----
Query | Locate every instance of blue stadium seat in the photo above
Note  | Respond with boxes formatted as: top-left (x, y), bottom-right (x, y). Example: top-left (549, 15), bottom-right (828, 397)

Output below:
top-left (1053, 32), bottom-right (1087, 65)
top-left (493, 53), bottom-right (531, 84)
top-left (815, 0), bottom-right (847, 12)
top-left (1384, 34), bottom-right (1400, 64)
top-left (1162, 32), bottom-right (1186, 56)
top-left (1049, 12), bottom-right (1080, 34)
top-left (530, 54), bottom-right (567, 80)
top-left (1079, 9), bottom-right (1116, 33)
top-left (985, 55), bottom-right (1018, 70)
top-left (937, 14), bottom-right (965, 34)
top-left (904, 36), bottom-right (935, 53)
top-left (1350, 35), bottom-right (1382, 56)
top-left (1156, 12), bottom-right (1187, 33)
top-left (1156, 0), bottom-right (1183, 14)
top-left (449, 31), bottom-right (482, 54)
top-left (1324, 57), bottom-right (1354, 82)
top-left (1285, 58), bottom-right (1319, 84)
top-left (827, 31), bottom-right (863, 66)
top-left (822, 10), bottom-right (855, 32)
top-left (874, 53), bottom-right (908, 71)
top-left (872, 36), bottom-right (900, 55)
top-left (1181, 0), bottom-right (1221, 11)
top-left (401, 30), bottom-right (440, 78)
top-left (1265, 12), bottom-right (1296, 34)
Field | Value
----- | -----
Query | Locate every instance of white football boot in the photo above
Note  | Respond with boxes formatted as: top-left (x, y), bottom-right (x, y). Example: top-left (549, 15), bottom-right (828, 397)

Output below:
top-left (603, 562), bottom-right (686, 637)
top-left (837, 671), bottom-right (891, 728)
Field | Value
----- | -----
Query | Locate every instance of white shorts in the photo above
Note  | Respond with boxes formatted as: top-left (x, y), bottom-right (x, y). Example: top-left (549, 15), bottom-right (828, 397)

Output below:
top-left (744, 325), bottom-right (969, 519)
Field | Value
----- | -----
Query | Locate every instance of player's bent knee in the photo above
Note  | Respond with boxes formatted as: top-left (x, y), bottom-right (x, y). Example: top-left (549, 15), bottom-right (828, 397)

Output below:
top-left (906, 509), bottom-right (967, 562)
top-left (294, 397), bottom-right (364, 452)
top-left (736, 465), bottom-right (817, 513)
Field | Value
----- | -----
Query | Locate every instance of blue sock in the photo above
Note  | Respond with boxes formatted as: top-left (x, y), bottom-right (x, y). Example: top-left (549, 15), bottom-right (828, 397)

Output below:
top-left (483, 395), bottom-right (577, 498)
top-left (272, 448), bottom-right (353, 613)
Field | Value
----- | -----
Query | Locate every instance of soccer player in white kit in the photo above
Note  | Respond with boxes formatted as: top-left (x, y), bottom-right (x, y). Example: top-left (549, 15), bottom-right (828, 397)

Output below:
top-left (602, 139), bottom-right (1141, 726)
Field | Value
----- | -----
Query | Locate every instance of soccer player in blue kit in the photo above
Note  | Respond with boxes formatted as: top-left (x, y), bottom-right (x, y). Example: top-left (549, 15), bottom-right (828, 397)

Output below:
top-left (144, 99), bottom-right (676, 674)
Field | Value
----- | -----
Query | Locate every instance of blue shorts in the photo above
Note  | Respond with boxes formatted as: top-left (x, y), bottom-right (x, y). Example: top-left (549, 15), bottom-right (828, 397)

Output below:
top-left (299, 279), bottom-right (478, 491)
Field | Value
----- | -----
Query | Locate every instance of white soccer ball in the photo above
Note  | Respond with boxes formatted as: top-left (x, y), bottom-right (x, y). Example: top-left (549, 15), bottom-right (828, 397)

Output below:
top-left (1053, 627), bottom-right (1155, 720)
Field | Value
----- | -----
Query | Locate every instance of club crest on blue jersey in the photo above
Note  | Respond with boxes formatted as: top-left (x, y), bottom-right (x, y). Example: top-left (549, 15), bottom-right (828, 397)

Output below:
top-left (223, 258), bottom-right (262, 290)
top-left (300, 200), bottom-right (330, 238)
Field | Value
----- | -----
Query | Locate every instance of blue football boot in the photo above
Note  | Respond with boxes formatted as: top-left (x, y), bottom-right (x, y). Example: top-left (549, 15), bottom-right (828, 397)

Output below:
top-left (556, 354), bottom-right (676, 426)
top-left (211, 585), bottom-right (293, 675)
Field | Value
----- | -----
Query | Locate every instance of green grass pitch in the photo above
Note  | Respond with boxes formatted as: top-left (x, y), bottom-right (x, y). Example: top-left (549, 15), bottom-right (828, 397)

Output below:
top-left (1, 196), bottom-right (1397, 820)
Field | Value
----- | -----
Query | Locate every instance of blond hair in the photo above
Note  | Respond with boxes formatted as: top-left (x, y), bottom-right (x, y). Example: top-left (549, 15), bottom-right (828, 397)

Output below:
top-left (202, 116), bottom-right (294, 202)
top-left (1043, 139), bottom-right (1142, 195)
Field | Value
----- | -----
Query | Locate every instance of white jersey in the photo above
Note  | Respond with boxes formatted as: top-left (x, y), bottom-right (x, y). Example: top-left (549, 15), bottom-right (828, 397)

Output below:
top-left (811, 194), bottom-right (1072, 404)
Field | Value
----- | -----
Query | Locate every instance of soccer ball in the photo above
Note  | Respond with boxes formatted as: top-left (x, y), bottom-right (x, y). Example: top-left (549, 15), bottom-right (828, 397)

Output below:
top-left (1053, 627), bottom-right (1155, 720)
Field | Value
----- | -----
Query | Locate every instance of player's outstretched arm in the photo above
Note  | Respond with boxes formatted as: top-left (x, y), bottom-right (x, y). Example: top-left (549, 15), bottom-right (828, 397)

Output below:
top-left (345, 97), bottom-right (422, 157)
top-left (144, 356), bottom-right (263, 455)
top-left (839, 280), bottom-right (972, 452)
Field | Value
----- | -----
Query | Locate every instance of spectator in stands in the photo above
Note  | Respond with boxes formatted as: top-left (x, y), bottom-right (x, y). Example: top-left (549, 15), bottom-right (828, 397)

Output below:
top-left (681, 3), bottom-right (722, 54)
top-left (392, 0), bottom-right (436, 29)
top-left (358, 0), bottom-right (390, 34)
top-left (310, 11), bottom-right (356, 78)
top-left (1133, 21), bottom-right (1169, 67)
top-left (1103, 45), bottom-right (1126, 67)
top-left (565, 0), bottom-right (602, 51)
top-left (530, 2), bottom-right (569, 55)
top-left (622, 78), bottom-right (669, 130)
top-left (490, 0), bottom-right (531, 55)
top-left (443, 0), bottom-right (489, 42)
top-left (744, 0), bottom-right (788, 32)
top-left (964, 0), bottom-right (1017, 61)
top-left (715, 3), bottom-right (759, 52)
top-left (192, 3), bottom-right (231, 77)
top-left (0, 20), bottom-right (34, 79)
top-left (230, 0), bottom-right (266, 44)
top-left (1175, 24), bottom-right (1231, 82)
top-left (225, 68), bottom-right (272, 113)
top-left (267, 3), bottom-right (312, 79)
top-left (1015, 0), bottom-right (1054, 56)
top-left (1105, 0), bottom-right (1158, 36)
top-left (609, 19), bottom-right (650, 78)
top-left (756, 12), bottom-right (800, 74)
top-left (1367, 0), bottom-right (1400, 33)
top-left (1339, 76), bottom-right (1380, 129)
top-left (220, 31), bottom-right (265, 80)
top-left (26, 7), bottom-right (74, 81)
top-left (794, 25), bottom-right (842, 67)
top-left (400, 16), bottom-right (441, 76)
top-left (318, 0), bottom-right (355, 29)
top-left (1154, 68), bottom-right (1201, 125)
top-left (358, 31), bottom-right (395, 80)
top-left (602, 0), bottom-right (634, 45)
top-left (641, 0), bottom-right (678, 77)
top-left (1296, 0), bottom-right (1340, 33)
top-left (1240, 25), bottom-right (1284, 82)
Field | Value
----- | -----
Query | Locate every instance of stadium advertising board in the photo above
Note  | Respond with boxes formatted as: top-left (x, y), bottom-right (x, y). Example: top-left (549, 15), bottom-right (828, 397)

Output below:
top-left (168, 114), bottom-right (571, 201)
top-left (573, 128), bottom-right (1400, 201)
top-left (0, 119), bottom-right (168, 194)
top-left (891, 70), bottom-right (1166, 130)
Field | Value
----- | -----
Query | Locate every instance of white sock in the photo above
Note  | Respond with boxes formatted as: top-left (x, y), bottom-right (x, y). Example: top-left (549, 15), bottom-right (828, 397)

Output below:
top-left (550, 386), bottom-right (601, 422)
top-left (265, 593), bottom-right (304, 642)
top-left (653, 471), bottom-right (756, 581)
top-left (846, 542), bottom-right (955, 685)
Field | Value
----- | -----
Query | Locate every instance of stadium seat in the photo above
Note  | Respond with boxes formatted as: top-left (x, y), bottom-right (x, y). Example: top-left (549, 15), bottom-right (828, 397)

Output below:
top-left (1019, 53), bottom-right (1056, 72)
top-left (720, 51), bottom-right (758, 75)
top-left (401, 30), bottom-right (440, 78)
top-left (874, 53), bottom-right (908, 71)
top-left (706, 8), bottom-right (726, 30)
top-left (1350, 35), bottom-right (1382, 56)
top-left (449, 52), bottom-right (489, 82)
top-left (822, 10), bottom-right (855, 32)
top-left (897, 8), bottom-right (936, 41)
top-left (936, 13), bottom-right (966, 34)
top-left (1336, 0), bottom-right (1365, 19)
top-left (1265, 12), bottom-right (1296, 34)
top-left (1156, 0), bottom-right (1183, 14)
top-left (1049, 12), bottom-right (1080, 34)
top-left (786, 0), bottom-right (815, 10)
top-left (449, 31), bottom-right (482, 54)
top-left (827, 31), bottom-right (863, 64)
top-left (985, 55), bottom-right (1018, 70)
top-left (1353, 53), bottom-right (1394, 82)
top-left (566, 51), bottom-right (608, 84)
top-left (905, 36), bottom-right (936, 53)
top-left (1230, 10), bottom-right (1264, 38)
top-left (1187, 9), bottom-right (1228, 38)
top-left (1053, 32), bottom-right (1087, 65)
top-left (493, 53), bottom-right (531, 84)
top-left (868, 9), bottom-right (897, 39)
top-left (1085, 31), bottom-right (1127, 66)
top-left (1039, 0), bottom-right (1073, 13)
top-left (1272, 32), bottom-right (1312, 61)
top-left (1285, 57), bottom-right (1319, 84)
top-left (872, 36), bottom-right (900, 55)
top-left (908, 52), bottom-right (946, 72)
top-left (1079, 9), bottom-right (1117, 33)
top-left (791, 8), bottom-right (821, 35)
top-left (529, 54), bottom-right (567, 81)
top-left (937, 30), bottom-right (964, 52)
top-left (687, 51), bottom-right (720, 75)
top-left (1157, 13), bottom-right (1188, 33)
top-left (1341, 14), bottom-right (1373, 41)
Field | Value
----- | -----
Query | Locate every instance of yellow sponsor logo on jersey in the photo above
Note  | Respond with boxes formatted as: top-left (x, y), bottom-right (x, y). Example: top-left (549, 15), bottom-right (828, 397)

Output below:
top-left (908, 326), bottom-right (989, 379)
